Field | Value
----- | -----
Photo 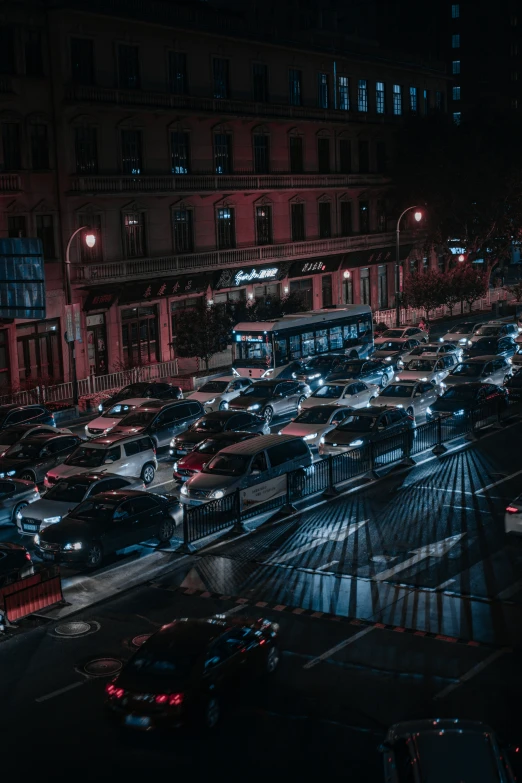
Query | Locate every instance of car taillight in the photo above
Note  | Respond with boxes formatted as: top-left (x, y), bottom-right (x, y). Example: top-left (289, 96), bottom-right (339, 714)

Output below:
top-left (105, 683), bottom-right (125, 699)
top-left (407, 415), bottom-right (414, 422)
top-left (506, 506), bottom-right (519, 514)
top-left (25, 552), bottom-right (31, 561)
top-left (154, 693), bottom-right (183, 706)
top-left (51, 416), bottom-right (56, 426)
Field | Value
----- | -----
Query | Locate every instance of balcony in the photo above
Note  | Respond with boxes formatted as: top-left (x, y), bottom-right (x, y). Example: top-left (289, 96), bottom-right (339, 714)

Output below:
top-left (70, 172), bottom-right (389, 196)
top-left (72, 230), bottom-right (418, 285)
top-left (0, 174), bottom-right (22, 194)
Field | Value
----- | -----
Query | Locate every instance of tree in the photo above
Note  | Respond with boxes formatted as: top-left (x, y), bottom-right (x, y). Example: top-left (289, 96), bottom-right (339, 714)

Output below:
top-left (453, 263), bottom-right (489, 313)
top-left (441, 267), bottom-right (463, 316)
top-left (171, 300), bottom-right (231, 369)
top-left (507, 280), bottom-right (522, 303)
top-left (402, 270), bottom-right (445, 319)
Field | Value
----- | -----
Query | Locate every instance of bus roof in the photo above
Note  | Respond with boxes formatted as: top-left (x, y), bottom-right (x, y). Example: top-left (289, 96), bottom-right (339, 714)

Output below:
top-left (233, 306), bottom-right (372, 334)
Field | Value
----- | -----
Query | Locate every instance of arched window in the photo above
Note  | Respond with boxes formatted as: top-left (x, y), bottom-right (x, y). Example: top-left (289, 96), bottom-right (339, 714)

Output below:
top-left (252, 125), bottom-right (270, 174)
top-left (71, 115), bottom-right (98, 175)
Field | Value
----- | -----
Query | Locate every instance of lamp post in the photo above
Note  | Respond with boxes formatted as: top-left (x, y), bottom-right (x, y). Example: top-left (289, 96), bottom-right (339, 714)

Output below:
top-left (395, 206), bottom-right (423, 327)
top-left (64, 227), bottom-right (96, 405)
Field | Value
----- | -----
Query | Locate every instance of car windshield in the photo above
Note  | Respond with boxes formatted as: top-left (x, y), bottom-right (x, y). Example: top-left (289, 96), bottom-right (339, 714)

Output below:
top-left (405, 359), bottom-right (436, 371)
top-left (450, 323), bottom-right (474, 334)
top-left (193, 419), bottom-right (224, 433)
top-left (337, 415), bottom-right (375, 433)
top-left (443, 386), bottom-right (478, 399)
top-left (475, 326), bottom-right (500, 336)
top-left (45, 480), bottom-right (91, 503)
top-left (204, 454), bottom-right (251, 476)
top-left (377, 341), bottom-right (403, 351)
top-left (126, 649), bottom-right (195, 680)
top-left (302, 357), bottom-right (339, 371)
top-left (311, 384), bottom-right (345, 399)
top-left (341, 363), bottom-right (363, 375)
top-left (3, 442), bottom-right (42, 460)
top-left (408, 346), bottom-right (426, 356)
top-left (451, 363), bottom-right (482, 377)
top-left (0, 430), bottom-right (30, 446)
top-left (115, 384), bottom-right (147, 397)
top-left (199, 381), bottom-right (229, 393)
top-left (378, 384), bottom-right (414, 398)
top-left (65, 446), bottom-right (106, 468)
top-left (241, 385), bottom-right (275, 398)
top-left (196, 437), bottom-right (240, 454)
top-left (419, 346), bottom-right (439, 354)
top-left (104, 402), bottom-right (138, 418)
top-left (470, 338), bottom-right (497, 351)
top-left (382, 329), bottom-right (404, 338)
top-left (118, 410), bottom-right (155, 427)
top-left (294, 408), bottom-right (335, 424)
top-left (415, 731), bottom-right (502, 783)
top-left (72, 499), bottom-right (118, 521)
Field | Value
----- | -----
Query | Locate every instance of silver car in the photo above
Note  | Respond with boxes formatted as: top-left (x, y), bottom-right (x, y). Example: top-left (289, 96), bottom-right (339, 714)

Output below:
top-left (0, 478), bottom-right (40, 525)
top-left (372, 338), bottom-right (421, 366)
top-left (441, 321), bottom-right (480, 345)
top-left (187, 376), bottom-right (252, 412)
top-left (379, 326), bottom-right (429, 343)
top-left (111, 400), bottom-right (205, 448)
top-left (228, 380), bottom-right (311, 424)
top-left (444, 355), bottom-right (512, 387)
top-left (396, 354), bottom-right (458, 385)
top-left (372, 381), bottom-right (440, 421)
top-left (398, 341), bottom-right (462, 368)
top-left (0, 423), bottom-right (72, 456)
top-left (85, 398), bottom-right (156, 438)
top-left (279, 405), bottom-right (353, 448)
top-left (301, 379), bottom-right (378, 410)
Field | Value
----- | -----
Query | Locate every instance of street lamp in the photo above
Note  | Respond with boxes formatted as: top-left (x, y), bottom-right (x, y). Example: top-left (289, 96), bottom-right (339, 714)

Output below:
top-left (65, 226), bottom-right (96, 405)
top-left (395, 206), bottom-right (423, 327)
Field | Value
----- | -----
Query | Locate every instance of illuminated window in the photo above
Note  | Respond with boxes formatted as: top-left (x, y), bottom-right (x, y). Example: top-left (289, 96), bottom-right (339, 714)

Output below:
top-left (453, 111), bottom-right (461, 125)
top-left (170, 131), bottom-right (190, 174)
top-left (392, 84), bottom-right (402, 115)
top-left (214, 132), bottom-right (232, 174)
top-left (123, 212), bottom-right (146, 258)
top-left (255, 205), bottom-right (272, 245)
top-left (172, 209), bottom-right (193, 253)
top-left (121, 129), bottom-right (142, 175)
top-left (451, 4), bottom-right (460, 18)
top-left (357, 79), bottom-right (368, 112)
top-left (338, 75), bottom-right (349, 110)
top-left (409, 86), bottom-right (417, 113)
top-left (318, 72), bottom-right (328, 108)
top-left (452, 60), bottom-right (460, 74)
top-left (452, 34), bottom-right (460, 48)
top-left (216, 207), bottom-right (235, 249)
top-left (376, 81), bottom-right (385, 113)
top-left (452, 85), bottom-right (461, 100)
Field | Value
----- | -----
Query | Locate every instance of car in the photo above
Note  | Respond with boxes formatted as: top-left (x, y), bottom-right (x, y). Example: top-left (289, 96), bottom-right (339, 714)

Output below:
top-left (397, 341), bottom-right (462, 368)
top-left (319, 406), bottom-right (415, 456)
top-left (35, 490), bottom-right (179, 568)
top-left (0, 423), bottom-right (73, 456)
top-left (227, 380), bottom-right (311, 424)
top-left (104, 616), bottom-right (280, 730)
top-left (173, 431), bottom-right (260, 483)
top-left (187, 376), bottom-right (253, 412)
top-left (294, 354), bottom-right (353, 391)
top-left (372, 338), bottom-right (422, 366)
top-left (326, 358), bottom-right (394, 388)
top-left (444, 356), bottom-right (512, 388)
top-left (510, 346), bottom-right (522, 369)
top-left (0, 542), bottom-right (33, 587)
top-left (468, 320), bottom-right (519, 345)
top-left (0, 404), bottom-right (56, 430)
top-left (17, 472), bottom-right (146, 537)
top-left (462, 336), bottom-right (517, 360)
top-left (505, 493), bottom-right (522, 535)
top-left (505, 367), bottom-right (522, 401)
top-left (381, 718), bottom-right (516, 783)
top-left (379, 326), bottom-right (429, 343)
top-left (371, 381), bottom-right (440, 421)
top-left (396, 354), bottom-right (458, 386)
top-left (0, 478), bottom-right (40, 525)
top-left (300, 380), bottom-right (379, 410)
top-left (0, 433), bottom-right (83, 484)
top-left (111, 400), bottom-right (204, 449)
top-left (85, 398), bottom-right (157, 438)
top-left (440, 321), bottom-right (481, 345)
top-left (45, 433), bottom-right (158, 487)
top-left (279, 405), bottom-right (352, 448)
top-left (98, 381), bottom-right (183, 413)
top-left (170, 411), bottom-right (269, 458)
top-left (425, 382), bottom-right (508, 421)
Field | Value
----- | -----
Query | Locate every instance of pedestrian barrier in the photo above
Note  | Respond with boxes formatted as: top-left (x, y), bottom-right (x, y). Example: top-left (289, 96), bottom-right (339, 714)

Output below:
top-left (0, 565), bottom-right (63, 624)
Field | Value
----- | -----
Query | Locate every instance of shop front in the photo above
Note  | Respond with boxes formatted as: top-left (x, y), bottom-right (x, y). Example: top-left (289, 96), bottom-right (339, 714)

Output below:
top-left (288, 256), bottom-right (343, 310)
top-left (340, 245), bottom-right (413, 311)
top-left (82, 290), bottom-right (119, 377)
top-left (212, 263), bottom-right (290, 304)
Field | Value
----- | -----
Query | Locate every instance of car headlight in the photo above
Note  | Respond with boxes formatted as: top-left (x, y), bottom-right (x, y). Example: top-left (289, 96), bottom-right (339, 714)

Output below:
top-left (426, 406), bottom-right (432, 415)
top-left (6, 470), bottom-right (16, 476)
top-left (303, 433), bottom-right (318, 441)
top-left (206, 398), bottom-right (216, 405)
top-left (0, 473), bottom-right (5, 478)
top-left (320, 436), bottom-right (325, 445)
top-left (63, 542), bottom-right (82, 551)
top-left (98, 403), bottom-right (103, 412)
top-left (34, 534), bottom-right (40, 545)
top-left (221, 401), bottom-right (229, 409)
top-left (43, 516), bottom-right (61, 525)
top-left (309, 373), bottom-right (321, 380)
top-left (419, 377), bottom-right (428, 382)
top-left (318, 379), bottom-right (324, 386)
top-left (209, 489), bottom-right (225, 499)
top-left (384, 356), bottom-right (392, 362)
top-left (248, 404), bottom-right (261, 411)
top-left (397, 359), bottom-right (404, 368)
top-left (395, 376), bottom-right (401, 381)
top-left (439, 337), bottom-right (444, 342)
top-left (396, 404), bottom-right (403, 408)
top-left (349, 439), bottom-right (364, 447)
top-left (173, 461), bottom-right (178, 471)
top-left (467, 340), bottom-right (472, 346)
top-left (459, 338), bottom-right (467, 344)
top-left (278, 430), bottom-right (283, 435)
top-left (180, 484), bottom-right (189, 496)
top-left (508, 358), bottom-right (512, 364)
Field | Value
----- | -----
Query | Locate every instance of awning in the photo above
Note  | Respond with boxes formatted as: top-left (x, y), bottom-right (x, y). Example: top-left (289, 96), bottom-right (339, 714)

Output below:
top-left (213, 262), bottom-right (291, 290)
top-left (119, 274), bottom-right (211, 305)
top-left (289, 255), bottom-right (343, 278)
top-left (82, 289), bottom-right (119, 312)
top-left (340, 244), bottom-right (413, 270)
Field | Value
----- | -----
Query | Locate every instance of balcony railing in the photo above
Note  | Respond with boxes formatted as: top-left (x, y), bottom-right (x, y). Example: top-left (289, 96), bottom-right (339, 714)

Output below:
top-left (0, 173), bottom-right (22, 194)
top-left (70, 172), bottom-right (389, 195)
top-left (72, 230), bottom-right (418, 284)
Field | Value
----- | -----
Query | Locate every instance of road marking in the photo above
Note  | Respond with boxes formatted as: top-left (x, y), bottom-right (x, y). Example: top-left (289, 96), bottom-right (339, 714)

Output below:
top-left (316, 560), bottom-right (340, 571)
top-left (35, 681), bottom-right (85, 703)
top-left (497, 579), bottom-right (522, 600)
top-left (264, 520), bottom-right (367, 565)
top-left (434, 578), bottom-right (456, 590)
top-left (433, 648), bottom-right (509, 700)
top-left (413, 486), bottom-right (475, 496)
top-left (303, 626), bottom-right (375, 669)
top-left (151, 477), bottom-right (177, 489)
top-left (373, 534), bottom-right (466, 582)
top-left (135, 613), bottom-right (161, 627)
top-left (476, 468), bottom-right (522, 495)
top-left (222, 603), bottom-right (249, 616)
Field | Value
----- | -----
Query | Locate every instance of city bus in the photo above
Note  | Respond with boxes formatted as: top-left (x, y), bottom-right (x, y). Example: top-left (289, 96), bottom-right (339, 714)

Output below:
top-left (232, 306), bottom-right (374, 379)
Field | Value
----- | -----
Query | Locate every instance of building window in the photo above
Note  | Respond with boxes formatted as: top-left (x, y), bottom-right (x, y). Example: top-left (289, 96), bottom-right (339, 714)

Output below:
top-left (1, 123), bottom-right (21, 170)
top-left (30, 123), bottom-right (49, 169)
top-left (213, 58), bottom-right (229, 99)
top-left (422, 256), bottom-right (429, 272)
top-left (436, 91), bottom-right (445, 111)
top-left (214, 132), bottom-right (232, 174)
top-left (343, 275), bottom-right (353, 304)
top-left (36, 215), bottom-right (55, 258)
top-left (253, 132), bottom-right (270, 174)
top-left (339, 139), bottom-right (351, 173)
top-left (409, 86), bottom-right (417, 113)
top-left (513, 99), bottom-right (519, 110)
top-left (255, 205), bottom-right (272, 245)
top-left (359, 200), bottom-right (369, 233)
top-left (358, 140), bottom-right (369, 173)
top-left (409, 258), bottom-right (418, 275)
top-left (452, 60), bottom-right (461, 75)
top-left (168, 52), bottom-right (187, 95)
top-left (376, 141), bottom-right (386, 172)
top-left (360, 267), bottom-right (370, 305)
top-left (377, 199), bottom-right (386, 232)
top-left (451, 4), bottom-right (460, 18)
top-left (340, 201), bottom-right (352, 236)
top-left (322, 275), bottom-right (333, 307)
top-left (318, 137), bottom-right (330, 173)
top-left (78, 214), bottom-right (103, 262)
top-left (291, 203), bottom-right (305, 241)
top-left (172, 208), bottom-right (194, 253)
top-left (358, 79), bottom-right (368, 112)
top-left (512, 71), bottom-right (519, 81)
top-left (376, 81), bottom-right (385, 114)
top-left (74, 126), bottom-right (98, 175)
top-left (452, 34), bottom-right (460, 48)
top-left (252, 62), bottom-right (268, 102)
top-left (16, 320), bottom-right (62, 384)
top-left (8, 216), bottom-right (26, 238)
top-left (289, 135), bottom-right (303, 173)
top-left (25, 29), bottom-right (44, 76)
top-left (453, 111), bottom-right (461, 125)
top-left (121, 306), bottom-right (158, 367)
top-left (511, 43), bottom-right (519, 56)
top-left (289, 69), bottom-right (302, 106)
top-left (289, 278), bottom-right (313, 310)
top-left (318, 202), bottom-right (332, 238)
top-left (123, 212), bottom-right (146, 257)
top-left (338, 75), bottom-right (349, 110)
top-left (378, 265), bottom-right (387, 308)
top-left (511, 15), bottom-right (518, 26)
top-left (318, 72), bottom-right (329, 108)
top-left (254, 283), bottom-right (280, 300)
top-left (214, 289), bottom-right (246, 305)
top-left (452, 86), bottom-right (461, 101)
top-left (0, 330), bottom-right (10, 390)
top-left (121, 129), bottom-right (142, 175)
top-left (118, 44), bottom-right (140, 89)
top-left (71, 38), bottom-right (94, 85)
top-left (170, 131), bottom-right (190, 174)
top-left (216, 207), bottom-right (235, 249)
top-left (0, 27), bottom-right (15, 75)
top-left (424, 89), bottom-right (431, 115)
top-left (392, 84), bottom-right (402, 115)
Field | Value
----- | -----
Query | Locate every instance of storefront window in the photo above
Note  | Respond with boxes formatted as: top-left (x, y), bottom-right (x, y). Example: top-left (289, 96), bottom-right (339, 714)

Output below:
top-left (213, 289), bottom-right (246, 304)
top-left (16, 320), bottom-right (62, 384)
top-left (343, 276), bottom-right (353, 304)
top-left (289, 278), bottom-right (313, 310)
top-left (322, 275), bottom-right (333, 307)
top-left (0, 331), bottom-right (10, 390)
top-left (121, 306), bottom-right (159, 367)
top-left (86, 313), bottom-right (108, 376)
top-left (315, 329), bottom-right (328, 353)
top-left (301, 331), bottom-right (314, 357)
top-left (329, 326), bottom-right (343, 350)
top-left (254, 283), bottom-right (280, 299)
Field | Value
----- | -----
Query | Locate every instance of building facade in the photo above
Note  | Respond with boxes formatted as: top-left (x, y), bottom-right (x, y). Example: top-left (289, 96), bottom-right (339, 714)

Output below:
top-left (0, 0), bottom-right (447, 392)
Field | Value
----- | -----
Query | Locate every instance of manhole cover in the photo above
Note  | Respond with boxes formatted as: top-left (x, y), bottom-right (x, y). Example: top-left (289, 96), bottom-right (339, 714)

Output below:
top-left (82, 658), bottom-right (123, 677)
top-left (131, 634), bottom-right (151, 648)
top-left (54, 621), bottom-right (92, 637)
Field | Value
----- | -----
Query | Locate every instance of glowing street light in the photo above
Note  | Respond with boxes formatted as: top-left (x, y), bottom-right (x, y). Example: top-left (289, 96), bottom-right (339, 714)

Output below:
top-left (85, 233), bottom-right (96, 248)
top-left (414, 211), bottom-right (423, 222)
top-left (458, 253), bottom-right (465, 262)
top-left (395, 206), bottom-right (425, 326)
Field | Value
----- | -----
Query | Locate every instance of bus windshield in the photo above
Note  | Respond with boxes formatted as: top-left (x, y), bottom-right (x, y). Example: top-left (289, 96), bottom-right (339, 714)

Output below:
top-left (235, 342), bottom-right (272, 362)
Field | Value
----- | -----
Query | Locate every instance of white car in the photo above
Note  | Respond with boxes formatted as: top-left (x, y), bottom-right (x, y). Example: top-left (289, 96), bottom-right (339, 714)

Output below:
top-left (505, 495), bottom-right (522, 535)
top-left (466, 320), bottom-right (519, 347)
top-left (300, 379), bottom-right (379, 410)
top-left (398, 341), bottom-right (462, 368)
top-left (187, 376), bottom-right (252, 412)
top-left (85, 398), bottom-right (155, 438)
top-left (379, 326), bottom-right (429, 343)
top-left (371, 380), bottom-right (440, 421)
top-left (279, 405), bottom-right (352, 448)
top-left (396, 354), bottom-right (458, 385)
top-left (372, 338), bottom-right (422, 365)
top-left (441, 321), bottom-right (480, 345)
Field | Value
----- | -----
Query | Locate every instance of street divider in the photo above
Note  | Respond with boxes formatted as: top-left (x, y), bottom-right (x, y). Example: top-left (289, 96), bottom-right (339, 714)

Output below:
top-left (0, 565), bottom-right (63, 624)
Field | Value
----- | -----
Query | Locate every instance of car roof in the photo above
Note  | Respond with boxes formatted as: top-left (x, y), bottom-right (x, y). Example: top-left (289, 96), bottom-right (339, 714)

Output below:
top-left (198, 410), bottom-right (249, 420)
top-left (300, 404), bottom-right (349, 414)
top-left (146, 618), bottom-right (228, 653)
top-left (0, 404), bottom-right (44, 413)
top-left (444, 382), bottom-right (488, 390)
top-left (199, 430), bottom-right (258, 441)
top-left (250, 379), bottom-right (296, 388)
top-left (132, 399), bottom-right (186, 411)
top-left (55, 472), bottom-right (125, 483)
top-left (383, 380), bottom-right (418, 386)
top-left (461, 355), bottom-right (502, 363)
top-left (1, 423), bottom-right (53, 433)
top-left (80, 489), bottom-right (149, 504)
top-left (321, 378), bottom-right (360, 385)
top-left (87, 432), bottom-right (151, 446)
top-left (218, 433), bottom-right (301, 455)
top-left (17, 432), bottom-right (71, 444)
top-left (349, 405), bottom-right (397, 416)
top-left (376, 336), bottom-right (409, 343)
top-left (105, 397), bottom-right (154, 406)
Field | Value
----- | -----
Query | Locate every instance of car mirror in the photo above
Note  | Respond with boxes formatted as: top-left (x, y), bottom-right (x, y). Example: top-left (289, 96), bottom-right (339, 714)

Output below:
top-left (104, 458), bottom-right (114, 464)
top-left (251, 468), bottom-right (261, 476)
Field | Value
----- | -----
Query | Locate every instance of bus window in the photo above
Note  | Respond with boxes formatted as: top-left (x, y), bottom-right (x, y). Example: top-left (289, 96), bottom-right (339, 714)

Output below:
top-left (274, 337), bottom-right (289, 366)
top-left (289, 334), bottom-right (301, 359)
top-left (358, 316), bottom-right (372, 338)
top-left (316, 329), bottom-right (328, 353)
top-left (343, 324), bottom-right (358, 342)
top-left (302, 331), bottom-right (314, 357)
top-left (329, 326), bottom-right (343, 350)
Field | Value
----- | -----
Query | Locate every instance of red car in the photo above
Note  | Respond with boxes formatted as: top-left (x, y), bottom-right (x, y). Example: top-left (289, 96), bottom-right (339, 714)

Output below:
top-left (173, 431), bottom-right (260, 483)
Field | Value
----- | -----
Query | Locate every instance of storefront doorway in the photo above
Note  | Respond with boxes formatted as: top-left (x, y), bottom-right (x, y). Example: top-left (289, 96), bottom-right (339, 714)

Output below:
top-left (16, 319), bottom-right (62, 385)
top-left (121, 305), bottom-right (159, 368)
top-left (86, 313), bottom-right (108, 376)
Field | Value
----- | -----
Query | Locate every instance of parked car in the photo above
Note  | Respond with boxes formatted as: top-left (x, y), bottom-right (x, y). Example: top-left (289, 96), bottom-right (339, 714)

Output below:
top-left (379, 326), bottom-right (429, 343)
top-left (505, 493), bottom-right (522, 536)
top-left (98, 381), bottom-right (183, 413)
top-left (0, 542), bottom-right (33, 587)
top-left (319, 406), bottom-right (415, 457)
top-left (462, 336), bottom-right (517, 360)
top-left (279, 405), bottom-right (352, 448)
top-left (441, 321), bottom-right (481, 345)
top-left (170, 411), bottom-right (269, 458)
top-left (111, 400), bottom-right (204, 449)
top-left (426, 383), bottom-right (508, 421)
top-left (300, 380), bottom-right (378, 410)
top-left (444, 356), bottom-right (512, 388)
top-left (398, 341), bottom-right (462, 368)
top-left (35, 490), bottom-right (179, 568)
top-left (505, 367), bottom-right (522, 401)
top-left (0, 404), bottom-right (56, 430)
top-left (372, 338), bottom-right (421, 366)
top-left (510, 345), bottom-right (522, 369)
top-left (327, 358), bottom-right (394, 388)
top-left (294, 354), bottom-right (353, 391)
top-left (0, 433), bottom-right (83, 483)
top-left (173, 431), bottom-right (260, 483)
top-left (180, 434), bottom-right (312, 505)
top-left (187, 376), bottom-right (253, 412)
top-left (85, 398), bottom-right (157, 438)
top-left (17, 472), bottom-right (145, 537)
top-left (371, 381), bottom-right (440, 421)
top-left (0, 478), bottom-right (40, 525)
top-left (228, 380), bottom-right (311, 424)
top-left (105, 616), bottom-right (280, 730)
top-left (45, 433), bottom-right (158, 487)
top-left (396, 354), bottom-right (458, 385)
top-left (0, 424), bottom-right (73, 456)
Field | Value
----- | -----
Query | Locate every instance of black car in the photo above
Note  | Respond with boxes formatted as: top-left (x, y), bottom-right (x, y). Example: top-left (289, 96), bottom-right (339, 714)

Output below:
top-left (295, 354), bottom-right (351, 391)
top-left (173, 431), bottom-right (261, 482)
top-left (98, 382), bottom-right (183, 413)
top-left (105, 616), bottom-right (280, 730)
top-left (170, 411), bottom-right (269, 458)
top-left (327, 358), bottom-right (394, 388)
top-left (0, 404), bottom-right (55, 430)
top-left (112, 400), bottom-right (204, 449)
top-left (463, 336), bottom-right (517, 360)
top-left (506, 368), bottom-right (522, 401)
top-left (0, 542), bottom-right (33, 587)
top-left (0, 478), bottom-right (40, 525)
top-left (35, 490), bottom-right (179, 568)
top-left (0, 433), bottom-right (82, 483)
top-left (227, 380), bottom-right (311, 424)
top-left (426, 383), bottom-right (508, 421)
top-left (0, 423), bottom-right (72, 455)
top-left (319, 405), bottom-right (415, 456)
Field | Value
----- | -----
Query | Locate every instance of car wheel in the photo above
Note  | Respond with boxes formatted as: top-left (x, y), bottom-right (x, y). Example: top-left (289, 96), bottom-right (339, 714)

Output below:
top-left (265, 645), bottom-right (280, 674)
top-left (380, 374), bottom-right (389, 389)
top-left (141, 463), bottom-right (155, 485)
top-left (19, 472), bottom-right (35, 482)
top-left (297, 395), bottom-right (306, 410)
top-left (157, 519), bottom-right (173, 543)
top-left (263, 406), bottom-right (274, 425)
top-left (86, 543), bottom-right (103, 569)
top-left (204, 697), bottom-right (220, 729)
top-left (12, 501), bottom-right (28, 523)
